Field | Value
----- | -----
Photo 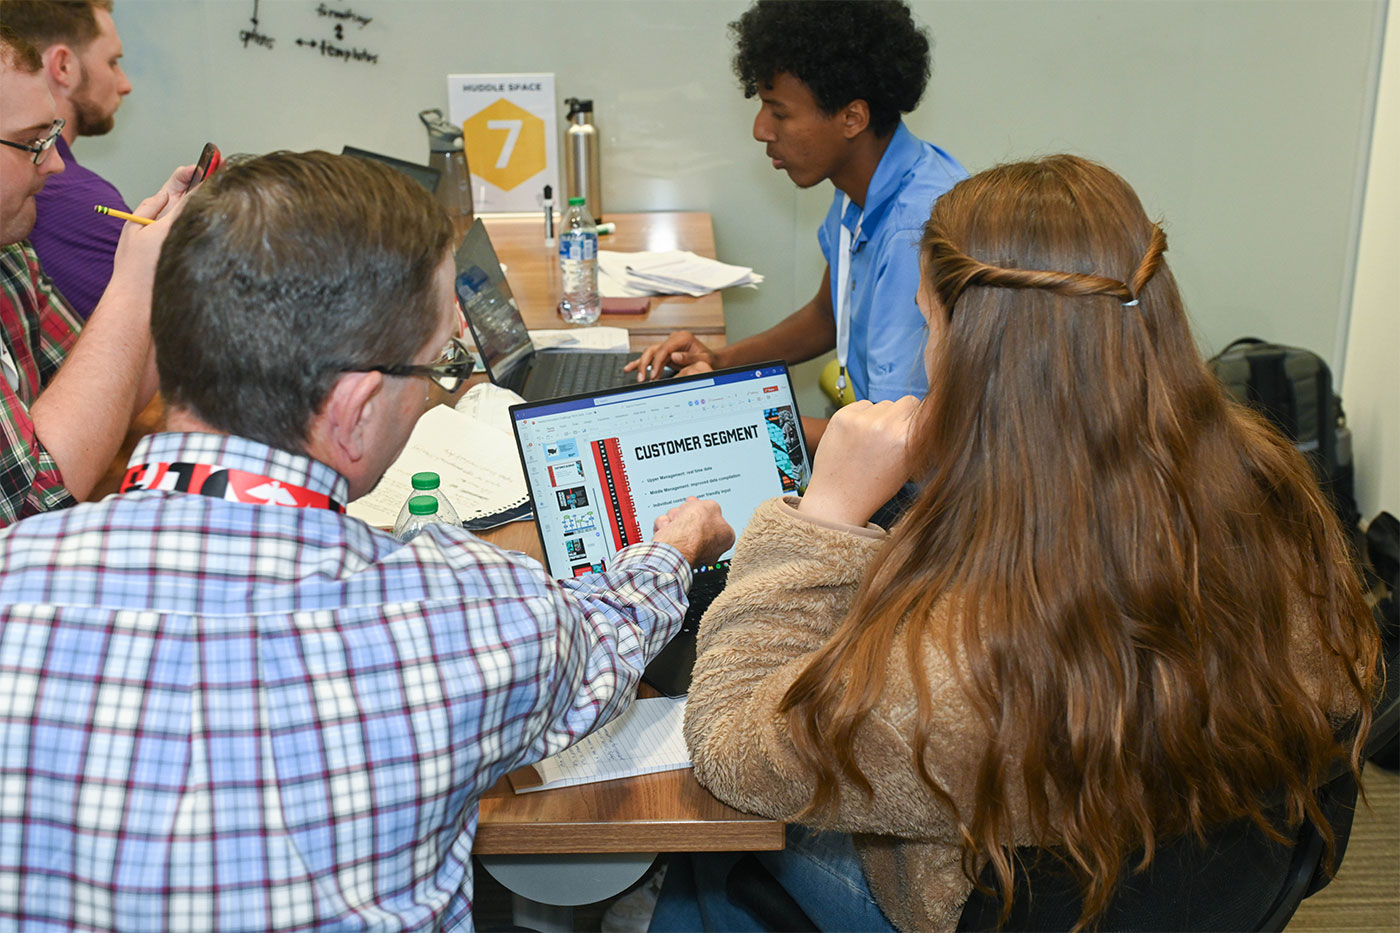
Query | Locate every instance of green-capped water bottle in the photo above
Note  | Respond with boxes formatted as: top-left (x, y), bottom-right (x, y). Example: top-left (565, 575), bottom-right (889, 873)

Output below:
top-left (410, 472), bottom-right (460, 525)
top-left (392, 472), bottom-right (462, 541)
top-left (393, 496), bottom-right (443, 543)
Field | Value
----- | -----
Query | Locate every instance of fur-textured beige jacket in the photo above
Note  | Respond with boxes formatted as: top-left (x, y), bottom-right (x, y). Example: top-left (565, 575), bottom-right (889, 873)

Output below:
top-left (685, 496), bottom-right (1010, 931)
top-left (685, 496), bottom-right (1351, 931)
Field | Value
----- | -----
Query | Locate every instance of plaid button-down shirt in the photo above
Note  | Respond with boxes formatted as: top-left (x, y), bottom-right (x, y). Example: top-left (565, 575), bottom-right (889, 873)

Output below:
top-left (0, 431), bottom-right (692, 931)
top-left (0, 242), bottom-right (82, 527)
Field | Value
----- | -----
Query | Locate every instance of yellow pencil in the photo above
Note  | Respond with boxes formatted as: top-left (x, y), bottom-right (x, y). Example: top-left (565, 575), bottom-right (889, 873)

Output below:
top-left (93, 204), bottom-right (154, 225)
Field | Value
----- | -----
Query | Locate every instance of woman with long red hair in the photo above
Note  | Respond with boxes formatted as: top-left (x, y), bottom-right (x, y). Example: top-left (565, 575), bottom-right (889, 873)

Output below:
top-left (657, 155), bottom-right (1379, 931)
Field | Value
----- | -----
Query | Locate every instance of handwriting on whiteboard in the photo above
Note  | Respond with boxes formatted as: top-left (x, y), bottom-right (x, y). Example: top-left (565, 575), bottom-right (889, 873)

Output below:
top-left (237, 0), bottom-right (380, 66)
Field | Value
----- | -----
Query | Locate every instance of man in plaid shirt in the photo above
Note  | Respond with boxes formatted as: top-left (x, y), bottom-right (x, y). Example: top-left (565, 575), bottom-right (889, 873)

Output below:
top-left (0, 149), bottom-right (733, 930)
top-left (0, 25), bottom-right (186, 526)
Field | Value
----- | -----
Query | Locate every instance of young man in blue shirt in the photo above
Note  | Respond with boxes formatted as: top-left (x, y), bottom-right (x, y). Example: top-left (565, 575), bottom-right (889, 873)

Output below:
top-left (628, 0), bottom-right (966, 448)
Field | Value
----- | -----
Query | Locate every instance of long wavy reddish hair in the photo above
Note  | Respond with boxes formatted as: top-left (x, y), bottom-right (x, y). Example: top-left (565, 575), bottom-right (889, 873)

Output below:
top-left (780, 155), bottom-right (1378, 927)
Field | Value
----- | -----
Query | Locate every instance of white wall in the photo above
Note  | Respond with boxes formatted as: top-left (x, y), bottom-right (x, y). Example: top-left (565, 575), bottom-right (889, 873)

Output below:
top-left (1342, 1), bottom-right (1398, 524)
top-left (83, 0), bottom-right (1385, 418)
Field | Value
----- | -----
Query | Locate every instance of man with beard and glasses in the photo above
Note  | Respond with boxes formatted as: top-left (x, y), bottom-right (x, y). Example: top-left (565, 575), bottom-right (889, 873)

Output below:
top-left (0, 1), bottom-right (132, 319)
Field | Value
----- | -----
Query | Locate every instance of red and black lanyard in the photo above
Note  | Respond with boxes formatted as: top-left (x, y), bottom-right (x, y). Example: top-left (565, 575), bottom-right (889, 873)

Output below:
top-left (120, 461), bottom-right (345, 512)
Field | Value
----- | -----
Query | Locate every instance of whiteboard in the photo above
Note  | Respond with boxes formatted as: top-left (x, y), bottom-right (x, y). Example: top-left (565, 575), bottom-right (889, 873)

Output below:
top-left (82, 0), bottom-right (1386, 415)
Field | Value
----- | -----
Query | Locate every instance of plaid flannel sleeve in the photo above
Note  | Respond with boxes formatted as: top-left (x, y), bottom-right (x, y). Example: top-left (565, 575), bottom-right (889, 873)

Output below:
top-left (0, 246), bottom-right (82, 526)
top-left (516, 540), bottom-right (693, 765)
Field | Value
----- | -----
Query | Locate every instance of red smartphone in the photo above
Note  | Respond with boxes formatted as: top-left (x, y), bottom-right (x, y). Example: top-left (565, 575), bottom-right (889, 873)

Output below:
top-left (184, 142), bottom-right (222, 193)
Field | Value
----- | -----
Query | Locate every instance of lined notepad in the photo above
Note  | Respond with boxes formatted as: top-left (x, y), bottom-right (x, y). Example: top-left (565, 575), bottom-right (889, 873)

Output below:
top-left (509, 696), bottom-right (691, 794)
top-left (347, 404), bottom-right (530, 530)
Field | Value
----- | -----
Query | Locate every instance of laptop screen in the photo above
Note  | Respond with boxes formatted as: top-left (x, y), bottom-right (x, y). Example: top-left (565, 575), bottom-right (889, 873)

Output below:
top-left (453, 219), bottom-right (534, 382)
top-left (340, 146), bottom-right (442, 193)
top-left (510, 364), bottom-right (809, 578)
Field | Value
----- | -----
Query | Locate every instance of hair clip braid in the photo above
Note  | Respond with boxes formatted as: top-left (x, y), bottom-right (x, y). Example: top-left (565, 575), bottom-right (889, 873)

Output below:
top-left (930, 224), bottom-right (1166, 311)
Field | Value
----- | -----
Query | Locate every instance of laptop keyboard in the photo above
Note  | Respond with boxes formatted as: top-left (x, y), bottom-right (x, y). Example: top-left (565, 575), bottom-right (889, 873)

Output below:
top-left (535, 352), bottom-right (630, 397)
top-left (643, 563), bottom-right (729, 697)
top-left (682, 564), bottom-right (729, 633)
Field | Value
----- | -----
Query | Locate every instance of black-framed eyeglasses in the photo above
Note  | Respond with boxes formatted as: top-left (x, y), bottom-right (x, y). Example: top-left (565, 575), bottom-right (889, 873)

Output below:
top-left (344, 336), bottom-right (476, 394)
top-left (0, 118), bottom-right (65, 166)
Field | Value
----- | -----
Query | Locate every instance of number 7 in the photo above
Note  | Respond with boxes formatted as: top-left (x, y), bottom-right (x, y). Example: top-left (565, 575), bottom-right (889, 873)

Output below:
top-left (486, 119), bottom-right (523, 169)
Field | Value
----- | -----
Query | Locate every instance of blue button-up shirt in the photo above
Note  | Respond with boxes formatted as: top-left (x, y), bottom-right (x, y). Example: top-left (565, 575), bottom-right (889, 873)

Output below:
top-left (0, 431), bottom-right (692, 930)
top-left (818, 123), bottom-right (966, 403)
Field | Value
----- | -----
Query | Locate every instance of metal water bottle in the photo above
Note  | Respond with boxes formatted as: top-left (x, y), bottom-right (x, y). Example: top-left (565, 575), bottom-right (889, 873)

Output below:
top-left (563, 97), bottom-right (602, 224)
top-left (418, 108), bottom-right (474, 247)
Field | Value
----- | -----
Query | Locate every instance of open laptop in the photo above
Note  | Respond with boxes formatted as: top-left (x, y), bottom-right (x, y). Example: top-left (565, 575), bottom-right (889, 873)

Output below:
top-left (454, 219), bottom-right (641, 401)
top-left (509, 363), bottom-right (811, 695)
top-left (340, 146), bottom-right (442, 193)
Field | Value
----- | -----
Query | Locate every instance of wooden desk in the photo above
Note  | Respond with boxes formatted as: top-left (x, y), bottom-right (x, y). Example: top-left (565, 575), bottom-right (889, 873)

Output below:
top-left (481, 211), bottom-right (725, 336)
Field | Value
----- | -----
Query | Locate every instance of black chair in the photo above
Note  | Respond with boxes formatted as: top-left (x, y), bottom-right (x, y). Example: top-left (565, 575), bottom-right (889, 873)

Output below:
top-left (722, 687), bottom-right (1400, 932)
top-left (956, 681), bottom-right (1400, 932)
top-left (954, 781), bottom-right (1356, 932)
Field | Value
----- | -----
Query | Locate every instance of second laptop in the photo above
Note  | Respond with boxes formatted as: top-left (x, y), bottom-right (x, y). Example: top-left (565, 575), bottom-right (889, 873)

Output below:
top-left (454, 218), bottom-right (640, 400)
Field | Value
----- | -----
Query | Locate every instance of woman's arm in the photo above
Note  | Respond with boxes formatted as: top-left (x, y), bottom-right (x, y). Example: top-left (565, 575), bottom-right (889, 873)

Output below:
top-left (683, 497), bottom-right (973, 841)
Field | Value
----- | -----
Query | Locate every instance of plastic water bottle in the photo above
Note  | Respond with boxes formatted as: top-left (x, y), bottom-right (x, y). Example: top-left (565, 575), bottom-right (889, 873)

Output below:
top-left (392, 474), bottom-right (462, 542)
top-left (393, 496), bottom-right (444, 543)
top-left (558, 197), bottom-right (601, 325)
top-left (393, 471), bottom-right (461, 529)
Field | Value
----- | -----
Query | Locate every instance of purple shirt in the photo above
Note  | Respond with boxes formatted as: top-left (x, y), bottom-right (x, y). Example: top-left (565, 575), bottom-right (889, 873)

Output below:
top-left (29, 136), bottom-right (128, 320)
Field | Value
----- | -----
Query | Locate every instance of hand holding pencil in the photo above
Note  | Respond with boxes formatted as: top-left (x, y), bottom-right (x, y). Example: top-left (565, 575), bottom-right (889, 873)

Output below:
top-left (94, 204), bottom-right (154, 225)
top-left (93, 158), bottom-right (201, 229)
top-left (96, 164), bottom-right (199, 309)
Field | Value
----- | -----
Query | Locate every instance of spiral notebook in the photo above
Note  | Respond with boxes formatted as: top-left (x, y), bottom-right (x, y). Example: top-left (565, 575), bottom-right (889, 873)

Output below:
top-left (347, 404), bottom-right (530, 530)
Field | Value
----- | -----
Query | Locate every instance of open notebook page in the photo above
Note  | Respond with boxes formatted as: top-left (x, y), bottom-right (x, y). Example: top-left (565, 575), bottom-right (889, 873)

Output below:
top-left (347, 404), bottom-right (528, 528)
top-left (508, 696), bottom-right (690, 793)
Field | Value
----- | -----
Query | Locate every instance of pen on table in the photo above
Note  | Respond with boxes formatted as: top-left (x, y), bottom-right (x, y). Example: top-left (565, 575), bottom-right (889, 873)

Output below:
top-left (94, 205), bottom-right (154, 225)
top-left (596, 221), bottom-right (615, 236)
top-left (543, 184), bottom-right (555, 247)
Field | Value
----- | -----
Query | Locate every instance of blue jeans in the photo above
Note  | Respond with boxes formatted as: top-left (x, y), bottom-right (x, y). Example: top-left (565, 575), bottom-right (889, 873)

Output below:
top-left (649, 824), bottom-right (896, 932)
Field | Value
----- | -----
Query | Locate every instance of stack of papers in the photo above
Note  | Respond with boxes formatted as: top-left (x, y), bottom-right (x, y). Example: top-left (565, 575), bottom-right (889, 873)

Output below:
top-left (452, 381), bottom-right (525, 430)
top-left (528, 326), bottom-right (630, 352)
top-left (598, 250), bottom-right (763, 298)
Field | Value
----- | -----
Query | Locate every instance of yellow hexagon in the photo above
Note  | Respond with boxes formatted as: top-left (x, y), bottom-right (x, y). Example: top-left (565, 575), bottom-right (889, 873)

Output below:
top-left (463, 98), bottom-right (546, 192)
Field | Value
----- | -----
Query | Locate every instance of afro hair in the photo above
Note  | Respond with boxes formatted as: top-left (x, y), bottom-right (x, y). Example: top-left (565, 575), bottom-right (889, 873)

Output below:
top-left (730, 0), bottom-right (931, 138)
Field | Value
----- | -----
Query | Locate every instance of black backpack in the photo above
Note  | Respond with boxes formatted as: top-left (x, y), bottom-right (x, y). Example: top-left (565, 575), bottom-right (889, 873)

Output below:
top-left (1206, 338), bottom-right (1359, 536)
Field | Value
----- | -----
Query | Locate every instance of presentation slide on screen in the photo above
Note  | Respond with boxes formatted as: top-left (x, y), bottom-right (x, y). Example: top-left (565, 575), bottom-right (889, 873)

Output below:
top-left (516, 372), bottom-right (806, 576)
